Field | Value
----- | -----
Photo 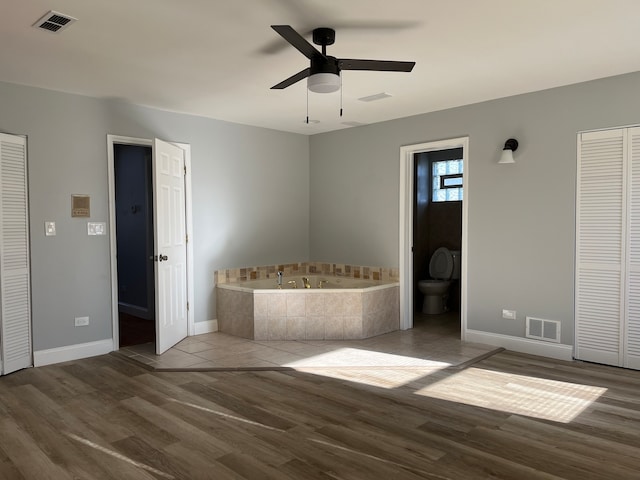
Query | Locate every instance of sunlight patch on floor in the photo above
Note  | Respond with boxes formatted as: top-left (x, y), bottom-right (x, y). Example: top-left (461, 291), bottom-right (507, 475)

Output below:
top-left (285, 347), bottom-right (452, 388)
top-left (294, 366), bottom-right (448, 388)
top-left (413, 367), bottom-right (607, 423)
top-left (284, 347), bottom-right (452, 368)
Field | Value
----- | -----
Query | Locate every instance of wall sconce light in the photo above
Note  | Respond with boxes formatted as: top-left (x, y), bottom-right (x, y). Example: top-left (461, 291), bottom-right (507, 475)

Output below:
top-left (498, 138), bottom-right (519, 164)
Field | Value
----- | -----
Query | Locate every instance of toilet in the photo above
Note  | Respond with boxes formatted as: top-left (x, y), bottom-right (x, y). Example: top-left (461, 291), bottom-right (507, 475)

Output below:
top-left (418, 247), bottom-right (461, 314)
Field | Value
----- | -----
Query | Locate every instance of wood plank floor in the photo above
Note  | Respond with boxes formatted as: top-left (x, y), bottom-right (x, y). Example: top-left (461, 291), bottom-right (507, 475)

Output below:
top-left (1, 350), bottom-right (639, 479)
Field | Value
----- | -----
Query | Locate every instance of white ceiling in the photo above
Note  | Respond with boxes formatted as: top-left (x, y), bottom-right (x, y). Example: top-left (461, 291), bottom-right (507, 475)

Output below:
top-left (3, 0), bottom-right (640, 135)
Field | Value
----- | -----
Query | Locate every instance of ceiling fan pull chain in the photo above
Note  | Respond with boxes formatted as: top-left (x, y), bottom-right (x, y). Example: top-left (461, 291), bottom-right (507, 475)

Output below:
top-left (340, 75), bottom-right (343, 117)
top-left (306, 86), bottom-right (309, 124)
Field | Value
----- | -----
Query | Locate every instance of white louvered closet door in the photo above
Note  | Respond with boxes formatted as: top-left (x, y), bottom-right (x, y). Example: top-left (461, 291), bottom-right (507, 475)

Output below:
top-left (625, 127), bottom-right (640, 369)
top-left (575, 129), bottom-right (626, 367)
top-left (0, 133), bottom-right (32, 375)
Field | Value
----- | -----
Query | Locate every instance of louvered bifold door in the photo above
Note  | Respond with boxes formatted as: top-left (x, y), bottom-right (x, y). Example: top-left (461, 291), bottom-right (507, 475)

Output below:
top-left (0, 133), bottom-right (32, 375)
top-left (575, 129), bottom-right (626, 366)
top-left (625, 127), bottom-right (640, 369)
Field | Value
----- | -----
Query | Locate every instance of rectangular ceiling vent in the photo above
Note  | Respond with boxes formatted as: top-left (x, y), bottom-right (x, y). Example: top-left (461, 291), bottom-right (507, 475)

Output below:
top-left (358, 92), bottom-right (392, 103)
top-left (33, 11), bottom-right (77, 33)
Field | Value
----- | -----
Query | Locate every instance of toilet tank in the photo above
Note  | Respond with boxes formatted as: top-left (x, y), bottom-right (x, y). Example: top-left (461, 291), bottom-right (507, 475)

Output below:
top-left (450, 250), bottom-right (461, 279)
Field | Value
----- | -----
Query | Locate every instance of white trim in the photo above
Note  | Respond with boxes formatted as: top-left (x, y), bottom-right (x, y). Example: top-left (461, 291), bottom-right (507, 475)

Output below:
top-left (194, 319), bottom-right (218, 335)
top-left (106, 135), bottom-right (195, 350)
top-left (465, 329), bottom-right (573, 361)
top-left (399, 137), bottom-right (469, 339)
top-left (34, 339), bottom-right (113, 367)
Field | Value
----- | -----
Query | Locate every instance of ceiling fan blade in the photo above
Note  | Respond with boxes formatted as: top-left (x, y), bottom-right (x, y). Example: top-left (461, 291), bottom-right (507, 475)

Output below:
top-left (271, 68), bottom-right (311, 89)
top-left (259, 18), bottom-right (420, 55)
top-left (271, 25), bottom-right (325, 60)
top-left (339, 59), bottom-right (415, 72)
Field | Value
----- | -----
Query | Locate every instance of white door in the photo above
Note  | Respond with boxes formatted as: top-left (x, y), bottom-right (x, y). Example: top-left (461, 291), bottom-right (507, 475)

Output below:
top-left (153, 139), bottom-right (188, 354)
top-left (625, 127), bottom-right (640, 369)
top-left (0, 133), bottom-right (32, 375)
top-left (575, 129), bottom-right (625, 367)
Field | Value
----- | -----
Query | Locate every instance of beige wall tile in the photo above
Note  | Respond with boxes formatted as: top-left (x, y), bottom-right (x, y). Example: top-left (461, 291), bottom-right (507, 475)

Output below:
top-left (286, 317), bottom-right (306, 340)
top-left (268, 317), bottom-right (286, 340)
top-left (344, 315), bottom-right (363, 339)
top-left (325, 316), bottom-right (344, 340)
top-left (254, 293), bottom-right (269, 317)
top-left (343, 293), bottom-right (362, 315)
top-left (268, 294), bottom-right (287, 317)
top-left (254, 316), bottom-right (268, 340)
top-left (306, 294), bottom-right (324, 316)
top-left (306, 316), bottom-right (325, 340)
top-left (286, 293), bottom-right (306, 317)
top-left (325, 293), bottom-right (346, 316)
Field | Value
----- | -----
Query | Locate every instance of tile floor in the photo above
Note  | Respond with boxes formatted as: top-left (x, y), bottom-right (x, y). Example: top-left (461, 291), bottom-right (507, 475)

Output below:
top-left (117, 311), bottom-right (500, 371)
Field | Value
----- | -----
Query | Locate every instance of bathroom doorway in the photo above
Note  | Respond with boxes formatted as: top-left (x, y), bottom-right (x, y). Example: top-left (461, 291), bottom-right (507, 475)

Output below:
top-left (412, 148), bottom-right (463, 336)
top-left (107, 135), bottom-right (195, 354)
top-left (113, 143), bottom-right (156, 347)
top-left (399, 137), bottom-right (468, 338)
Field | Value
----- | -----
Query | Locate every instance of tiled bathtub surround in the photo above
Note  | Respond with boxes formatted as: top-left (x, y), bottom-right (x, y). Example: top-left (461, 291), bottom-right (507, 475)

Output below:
top-left (217, 280), bottom-right (399, 341)
top-left (214, 262), bottom-right (400, 285)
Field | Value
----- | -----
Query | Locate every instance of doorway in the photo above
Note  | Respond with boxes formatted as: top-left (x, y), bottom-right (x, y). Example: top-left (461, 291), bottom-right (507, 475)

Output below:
top-left (399, 137), bottom-right (469, 338)
top-left (107, 135), bottom-right (195, 354)
top-left (113, 143), bottom-right (155, 347)
top-left (412, 148), bottom-right (463, 336)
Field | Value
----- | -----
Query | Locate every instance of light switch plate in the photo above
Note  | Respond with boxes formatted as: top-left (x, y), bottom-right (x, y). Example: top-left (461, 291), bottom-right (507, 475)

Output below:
top-left (45, 221), bottom-right (56, 236)
top-left (87, 222), bottom-right (106, 236)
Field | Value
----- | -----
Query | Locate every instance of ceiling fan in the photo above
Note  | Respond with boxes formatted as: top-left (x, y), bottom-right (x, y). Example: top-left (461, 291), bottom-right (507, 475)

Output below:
top-left (270, 25), bottom-right (416, 93)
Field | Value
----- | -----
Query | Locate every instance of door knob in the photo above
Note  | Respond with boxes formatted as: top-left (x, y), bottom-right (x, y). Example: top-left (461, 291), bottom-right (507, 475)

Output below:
top-left (159, 254), bottom-right (168, 262)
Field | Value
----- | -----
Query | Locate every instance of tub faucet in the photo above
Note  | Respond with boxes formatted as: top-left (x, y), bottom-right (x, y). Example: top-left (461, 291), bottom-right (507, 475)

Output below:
top-left (287, 280), bottom-right (298, 289)
top-left (302, 276), bottom-right (311, 289)
top-left (277, 271), bottom-right (283, 289)
top-left (317, 279), bottom-right (329, 289)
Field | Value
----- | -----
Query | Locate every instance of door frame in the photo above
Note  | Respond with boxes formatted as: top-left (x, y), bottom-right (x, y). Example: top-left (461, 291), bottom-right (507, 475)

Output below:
top-left (399, 136), bottom-right (469, 338)
top-left (107, 135), bottom-right (194, 351)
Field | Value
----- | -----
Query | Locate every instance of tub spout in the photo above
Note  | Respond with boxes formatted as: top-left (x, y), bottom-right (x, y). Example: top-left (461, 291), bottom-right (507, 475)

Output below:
top-left (302, 277), bottom-right (311, 289)
top-left (318, 280), bottom-right (329, 289)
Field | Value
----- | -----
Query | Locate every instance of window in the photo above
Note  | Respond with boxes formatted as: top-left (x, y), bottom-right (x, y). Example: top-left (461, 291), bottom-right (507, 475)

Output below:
top-left (432, 159), bottom-right (463, 202)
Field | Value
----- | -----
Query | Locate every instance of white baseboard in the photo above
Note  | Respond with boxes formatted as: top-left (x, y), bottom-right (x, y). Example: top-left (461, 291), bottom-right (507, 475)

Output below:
top-left (465, 329), bottom-right (574, 361)
top-left (34, 339), bottom-right (113, 367)
top-left (194, 319), bottom-right (218, 335)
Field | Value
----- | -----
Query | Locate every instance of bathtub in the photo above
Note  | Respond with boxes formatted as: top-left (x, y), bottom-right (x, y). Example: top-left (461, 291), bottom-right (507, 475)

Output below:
top-left (216, 275), bottom-right (400, 341)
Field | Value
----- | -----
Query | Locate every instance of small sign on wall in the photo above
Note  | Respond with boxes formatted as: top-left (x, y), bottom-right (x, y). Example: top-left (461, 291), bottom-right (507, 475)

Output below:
top-left (71, 194), bottom-right (90, 217)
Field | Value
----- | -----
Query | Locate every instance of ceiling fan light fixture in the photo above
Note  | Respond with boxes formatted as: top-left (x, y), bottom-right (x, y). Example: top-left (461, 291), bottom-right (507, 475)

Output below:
top-left (307, 73), bottom-right (340, 93)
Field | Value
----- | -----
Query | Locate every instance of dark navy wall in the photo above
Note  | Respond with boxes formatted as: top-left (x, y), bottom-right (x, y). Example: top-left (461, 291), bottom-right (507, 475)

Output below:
top-left (114, 144), bottom-right (154, 318)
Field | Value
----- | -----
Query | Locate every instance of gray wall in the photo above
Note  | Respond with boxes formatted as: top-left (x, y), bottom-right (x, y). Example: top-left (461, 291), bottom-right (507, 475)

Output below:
top-left (3, 70), bottom-right (639, 353)
top-left (309, 71), bottom-right (640, 346)
top-left (0, 81), bottom-right (309, 351)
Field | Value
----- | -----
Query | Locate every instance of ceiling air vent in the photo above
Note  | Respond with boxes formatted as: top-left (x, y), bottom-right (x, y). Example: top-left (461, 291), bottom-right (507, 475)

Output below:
top-left (358, 92), bottom-right (392, 103)
top-left (33, 11), bottom-right (77, 33)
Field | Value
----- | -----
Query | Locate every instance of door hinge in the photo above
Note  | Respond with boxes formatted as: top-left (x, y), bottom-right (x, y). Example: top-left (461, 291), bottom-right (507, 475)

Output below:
top-left (186, 233), bottom-right (189, 243)
top-left (186, 302), bottom-right (190, 311)
top-left (184, 165), bottom-right (187, 175)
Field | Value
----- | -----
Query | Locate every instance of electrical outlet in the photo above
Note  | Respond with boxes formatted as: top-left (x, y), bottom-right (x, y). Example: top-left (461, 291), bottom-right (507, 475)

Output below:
top-left (74, 316), bottom-right (89, 326)
top-left (502, 309), bottom-right (517, 320)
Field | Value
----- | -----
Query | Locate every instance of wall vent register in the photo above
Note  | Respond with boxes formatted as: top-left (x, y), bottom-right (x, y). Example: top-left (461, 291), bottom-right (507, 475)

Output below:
top-left (526, 317), bottom-right (561, 343)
